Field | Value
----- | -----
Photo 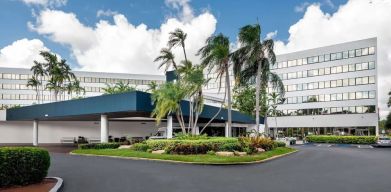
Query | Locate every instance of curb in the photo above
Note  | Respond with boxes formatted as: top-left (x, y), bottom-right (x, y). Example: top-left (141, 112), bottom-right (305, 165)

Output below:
top-left (69, 149), bottom-right (298, 165)
top-left (47, 177), bottom-right (63, 192)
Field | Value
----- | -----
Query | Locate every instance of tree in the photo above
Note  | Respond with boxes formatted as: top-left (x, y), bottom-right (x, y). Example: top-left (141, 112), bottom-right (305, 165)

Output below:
top-left (103, 82), bottom-right (136, 95)
top-left (31, 61), bottom-right (45, 103)
top-left (27, 76), bottom-right (40, 103)
top-left (388, 91), bottom-right (391, 108)
top-left (168, 28), bottom-right (188, 62)
top-left (154, 48), bottom-right (178, 71)
top-left (198, 33), bottom-right (232, 135)
top-left (232, 85), bottom-right (256, 116)
top-left (232, 23), bottom-right (285, 135)
top-left (385, 112), bottom-right (391, 130)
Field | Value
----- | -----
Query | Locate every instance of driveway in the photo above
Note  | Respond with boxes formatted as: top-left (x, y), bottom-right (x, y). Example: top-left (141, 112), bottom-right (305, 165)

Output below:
top-left (48, 145), bottom-right (391, 192)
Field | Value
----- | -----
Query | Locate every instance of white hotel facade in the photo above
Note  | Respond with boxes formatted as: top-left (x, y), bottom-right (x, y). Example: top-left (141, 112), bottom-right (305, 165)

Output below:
top-left (0, 38), bottom-right (379, 144)
top-left (267, 38), bottom-right (378, 136)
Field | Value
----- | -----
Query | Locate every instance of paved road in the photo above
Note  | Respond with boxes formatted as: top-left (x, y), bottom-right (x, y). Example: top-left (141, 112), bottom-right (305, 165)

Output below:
top-left (49, 145), bottom-right (391, 192)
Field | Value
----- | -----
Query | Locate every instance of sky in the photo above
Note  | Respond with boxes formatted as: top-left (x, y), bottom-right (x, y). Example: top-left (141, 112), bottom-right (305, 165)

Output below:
top-left (0, 0), bottom-right (391, 118)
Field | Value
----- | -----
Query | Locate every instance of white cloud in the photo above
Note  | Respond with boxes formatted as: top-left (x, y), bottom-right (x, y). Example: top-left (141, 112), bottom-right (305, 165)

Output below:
top-left (97, 9), bottom-right (119, 18)
top-left (265, 30), bottom-right (278, 39)
top-left (0, 38), bottom-right (50, 68)
top-left (275, 0), bottom-right (391, 118)
top-left (294, 2), bottom-right (311, 12)
top-left (165, 0), bottom-right (194, 22)
top-left (21, 0), bottom-right (67, 7)
top-left (29, 3), bottom-right (217, 75)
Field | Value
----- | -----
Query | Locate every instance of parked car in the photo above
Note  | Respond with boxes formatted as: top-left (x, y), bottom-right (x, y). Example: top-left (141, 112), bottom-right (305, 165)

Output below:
top-left (373, 137), bottom-right (391, 147)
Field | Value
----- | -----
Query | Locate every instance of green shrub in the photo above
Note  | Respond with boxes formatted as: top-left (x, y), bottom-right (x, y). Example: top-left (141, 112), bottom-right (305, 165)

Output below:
top-left (146, 137), bottom-right (239, 154)
top-left (174, 133), bottom-right (209, 140)
top-left (239, 136), bottom-right (276, 152)
top-left (131, 143), bottom-right (149, 152)
top-left (218, 142), bottom-right (243, 152)
top-left (0, 147), bottom-right (50, 187)
top-left (306, 135), bottom-right (377, 144)
top-left (79, 143), bottom-right (120, 149)
top-left (206, 150), bottom-right (216, 155)
top-left (274, 141), bottom-right (286, 147)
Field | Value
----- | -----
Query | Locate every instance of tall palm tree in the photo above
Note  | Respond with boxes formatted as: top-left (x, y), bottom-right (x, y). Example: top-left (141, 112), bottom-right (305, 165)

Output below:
top-left (27, 76), bottom-right (40, 103)
top-left (198, 33), bottom-right (232, 136)
top-left (232, 23), bottom-right (285, 135)
top-left (168, 28), bottom-right (188, 62)
top-left (388, 91), bottom-right (391, 108)
top-left (154, 48), bottom-right (178, 71)
top-left (72, 80), bottom-right (85, 97)
top-left (31, 61), bottom-right (45, 103)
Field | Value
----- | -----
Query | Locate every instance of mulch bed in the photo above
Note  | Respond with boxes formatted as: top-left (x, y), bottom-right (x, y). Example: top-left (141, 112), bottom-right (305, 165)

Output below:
top-left (0, 178), bottom-right (57, 192)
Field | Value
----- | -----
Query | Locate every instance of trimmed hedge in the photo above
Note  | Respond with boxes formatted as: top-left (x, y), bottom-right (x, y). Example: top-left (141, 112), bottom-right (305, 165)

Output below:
top-left (146, 137), bottom-right (238, 151)
top-left (79, 143), bottom-right (120, 149)
top-left (274, 141), bottom-right (286, 147)
top-left (0, 147), bottom-right (50, 187)
top-left (131, 143), bottom-right (149, 152)
top-left (306, 135), bottom-right (377, 144)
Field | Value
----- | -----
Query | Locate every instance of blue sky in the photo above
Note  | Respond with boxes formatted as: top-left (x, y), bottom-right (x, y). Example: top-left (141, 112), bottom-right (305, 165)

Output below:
top-left (0, 0), bottom-right (347, 65)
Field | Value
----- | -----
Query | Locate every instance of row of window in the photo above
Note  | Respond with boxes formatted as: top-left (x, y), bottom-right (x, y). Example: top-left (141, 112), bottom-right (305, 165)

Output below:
top-left (281, 76), bottom-right (375, 92)
top-left (0, 83), bottom-right (105, 93)
top-left (285, 90), bottom-right (376, 104)
top-left (0, 94), bottom-right (72, 101)
top-left (279, 105), bottom-right (376, 116)
top-left (0, 73), bottom-right (164, 85)
top-left (279, 61), bottom-right (375, 81)
top-left (273, 46), bottom-right (375, 69)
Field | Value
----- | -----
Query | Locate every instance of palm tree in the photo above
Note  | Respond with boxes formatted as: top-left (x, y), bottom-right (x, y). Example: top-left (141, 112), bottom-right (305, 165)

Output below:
top-left (388, 91), bottom-right (391, 108)
top-left (168, 28), bottom-right (188, 62)
top-left (154, 48), bottom-right (178, 71)
top-left (232, 23), bottom-right (285, 135)
top-left (31, 61), bottom-right (45, 103)
top-left (27, 76), bottom-right (40, 103)
top-left (198, 33), bottom-right (232, 136)
top-left (268, 92), bottom-right (284, 137)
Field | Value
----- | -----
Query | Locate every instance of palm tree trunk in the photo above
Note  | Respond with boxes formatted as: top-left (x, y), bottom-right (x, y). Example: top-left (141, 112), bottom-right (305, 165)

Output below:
top-left (182, 42), bottom-right (188, 62)
top-left (199, 90), bottom-right (227, 134)
top-left (255, 64), bottom-right (261, 134)
top-left (225, 67), bottom-right (232, 137)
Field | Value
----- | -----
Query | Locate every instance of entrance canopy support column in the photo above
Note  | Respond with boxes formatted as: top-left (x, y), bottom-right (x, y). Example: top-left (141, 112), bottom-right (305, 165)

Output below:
top-left (33, 120), bottom-right (38, 146)
top-left (101, 114), bottom-right (109, 143)
top-left (167, 115), bottom-right (173, 139)
top-left (225, 121), bottom-right (230, 137)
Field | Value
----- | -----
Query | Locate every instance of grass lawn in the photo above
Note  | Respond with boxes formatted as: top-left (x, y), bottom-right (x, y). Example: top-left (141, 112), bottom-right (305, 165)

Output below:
top-left (71, 147), bottom-right (296, 164)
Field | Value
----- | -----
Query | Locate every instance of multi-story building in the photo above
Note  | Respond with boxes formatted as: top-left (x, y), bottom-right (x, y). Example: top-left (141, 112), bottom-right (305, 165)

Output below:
top-left (202, 38), bottom-right (379, 136)
top-left (0, 67), bottom-right (165, 109)
top-left (267, 38), bottom-right (378, 136)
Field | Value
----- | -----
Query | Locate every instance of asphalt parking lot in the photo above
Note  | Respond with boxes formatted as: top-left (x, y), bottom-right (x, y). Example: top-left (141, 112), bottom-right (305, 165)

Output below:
top-left (48, 144), bottom-right (391, 192)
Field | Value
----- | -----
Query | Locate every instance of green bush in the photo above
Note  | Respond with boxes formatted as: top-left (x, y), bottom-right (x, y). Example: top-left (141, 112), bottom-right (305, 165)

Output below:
top-left (218, 142), bottom-right (243, 152)
top-left (131, 143), bottom-right (149, 152)
top-left (174, 133), bottom-right (209, 140)
top-left (145, 137), bottom-right (239, 154)
top-left (274, 141), bottom-right (286, 147)
top-left (0, 147), bottom-right (50, 187)
top-left (239, 136), bottom-right (276, 152)
top-left (79, 143), bottom-right (120, 149)
top-left (306, 135), bottom-right (377, 144)
top-left (206, 150), bottom-right (216, 155)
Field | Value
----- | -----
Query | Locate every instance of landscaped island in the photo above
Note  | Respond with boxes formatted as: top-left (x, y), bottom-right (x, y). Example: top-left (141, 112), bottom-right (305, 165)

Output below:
top-left (72, 135), bottom-right (296, 164)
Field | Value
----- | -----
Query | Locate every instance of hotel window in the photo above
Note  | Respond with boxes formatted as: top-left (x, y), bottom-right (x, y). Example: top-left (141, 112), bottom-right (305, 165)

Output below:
top-left (336, 79), bottom-right (343, 87)
top-left (348, 64), bottom-right (355, 72)
top-left (362, 91), bottom-right (369, 99)
top-left (356, 92), bottom-right (362, 99)
top-left (324, 81), bottom-right (330, 88)
top-left (331, 94), bottom-right (337, 101)
top-left (343, 92), bottom-right (349, 100)
top-left (369, 76), bottom-right (375, 84)
top-left (297, 59), bottom-right (303, 66)
top-left (342, 65), bottom-right (349, 73)
top-left (369, 61), bottom-right (375, 69)
top-left (369, 91), bottom-right (376, 99)
top-left (282, 61), bottom-right (287, 68)
top-left (355, 49), bottom-right (362, 57)
top-left (302, 70), bottom-right (308, 77)
top-left (325, 67), bottom-right (330, 75)
top-left (324, 54), bottom-right (330, 61)
top-left (355, 63), bottom-right (362, 71)
top-left (297, 71), bottom-right (303, 78)
top-left (362, 62), bottom-right (369, 70)
top-left (343, 79), bottom-right (349, 86)
top-left (20, 74), bottom-right (29, 80)
top-left (331, 80), bottom-right (337, 88)
top-left (318, 68), bottom-right (325, 75)
top-left (319, 55), bottom-right (324, 62)
top-left (337, 93), bottom-right (343, 101)
top-left (368, 47), bottom-right (375, 55)
top-left (313, 56), bottom-right (319, 63)
top-left (325, 94), bottom-right (331, 102)
top-left (3, 74), bottom-right (12, 79)
top-left (303, 84), bottom-right (308, 90)
top-left (362, 76), bottom-right (369, 84)
top-left (302, 58), bottom-right (308, 65)
top-left (331, 67), bottom-right (337, 74)
top-left (297, 97), bottom-right (303, 103)
top-left (343, 51), bottom-right (349, 59)
top-left (336, 66), bottom-right (343, 73)
top-left (356, 106), bottom-right (363, 113)
top-left (349, 106), bottom-right (356, 113)
top-left (336, 52), bottom-right (342, 60)
top-left (349, 78), bottom-right (355, 86)
top-left (362, 47), bottom-right (369, 55)
top-left (349, 50), bottom-right (355, 58)
top-left (330, 53), bottom-right (337, 61)
top-left (356, 77), bottom-right (363, 85)
top-left (297, 84), bottom-right (303, 91)
top-left (319, 81), bottom-right (325, 89)
top-left (349, 92), bottom-right (356, 100)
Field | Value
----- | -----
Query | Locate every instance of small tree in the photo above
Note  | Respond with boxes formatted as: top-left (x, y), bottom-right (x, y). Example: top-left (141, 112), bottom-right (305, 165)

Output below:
top-left (232, 85), bottom-right (256, 116)
top-left (103, 82), bottom-right (136, 95)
